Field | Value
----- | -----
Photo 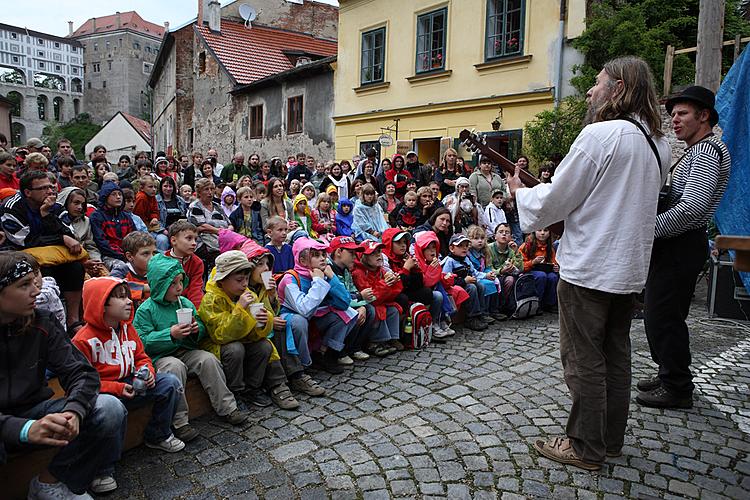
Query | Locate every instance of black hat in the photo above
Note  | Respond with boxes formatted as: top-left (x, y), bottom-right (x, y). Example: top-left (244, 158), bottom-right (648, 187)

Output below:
top-left (665, 85), bottom-right (719, 127)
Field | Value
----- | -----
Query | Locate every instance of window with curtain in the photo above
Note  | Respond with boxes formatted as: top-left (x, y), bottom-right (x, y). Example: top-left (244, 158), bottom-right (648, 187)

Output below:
top-left (486, 0), bottom-right (524, 60)
top-left (415, 8), bottom-right (447, 74)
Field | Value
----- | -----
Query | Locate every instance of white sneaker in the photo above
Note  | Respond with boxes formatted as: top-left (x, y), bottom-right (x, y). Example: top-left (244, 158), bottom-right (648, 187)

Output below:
top-left (89, 476), bottom-right (117, 494)
top-left (145, 433), bottom-right (185, 453)
top-left (433, 327), bottom-right (451, 339)
top-left (337, 355), bottom-right (354, 365)
top-left (28, 476), bottom-right (93, 499)
top-left (352, 351), bottom-right (370, 361)
top-left (440, 321), bottom-right (456, 336)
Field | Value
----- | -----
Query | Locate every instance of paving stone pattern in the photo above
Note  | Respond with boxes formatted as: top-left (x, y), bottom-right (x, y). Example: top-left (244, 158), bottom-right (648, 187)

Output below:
top-left (112, 283), bottom-right (750, 499)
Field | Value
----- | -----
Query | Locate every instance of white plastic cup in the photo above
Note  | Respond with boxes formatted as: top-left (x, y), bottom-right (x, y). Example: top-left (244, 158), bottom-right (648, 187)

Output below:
top-left (249, 303), bottom-right (266, 327)
top-left (176, 308), bottom-right (193, 325)
top-left (261, 271), bottom-right (273, 290)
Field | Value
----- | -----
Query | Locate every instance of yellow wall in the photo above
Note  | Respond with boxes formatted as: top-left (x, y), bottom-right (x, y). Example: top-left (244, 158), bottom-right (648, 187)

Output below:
top-left (334, 0), bottom-right (585, 162)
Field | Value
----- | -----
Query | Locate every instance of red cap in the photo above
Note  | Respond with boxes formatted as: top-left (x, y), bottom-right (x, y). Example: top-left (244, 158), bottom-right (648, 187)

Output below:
top-left (359, 239), bottom-right (384, 255)
top-left (327, 236), bottom-right (363, 253)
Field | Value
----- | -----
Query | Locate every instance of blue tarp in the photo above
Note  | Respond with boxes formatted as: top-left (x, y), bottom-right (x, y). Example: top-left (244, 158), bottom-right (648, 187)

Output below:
top-left (715, 46), bottom-right (750, 294)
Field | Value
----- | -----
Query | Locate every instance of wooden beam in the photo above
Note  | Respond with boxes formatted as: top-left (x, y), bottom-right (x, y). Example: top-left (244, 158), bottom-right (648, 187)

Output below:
top-left (735, 34), bottom-right (743, 61)
top-left (695, 0), bottom-right (726, 92)
top-left (674, 36), bottom-right (750, 55)
top-left (664, 45), bottom-right (675, 96)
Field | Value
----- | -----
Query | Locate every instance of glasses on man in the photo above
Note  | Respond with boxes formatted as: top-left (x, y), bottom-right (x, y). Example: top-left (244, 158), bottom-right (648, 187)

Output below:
top-left (29, 184), bottom-right (56, 191)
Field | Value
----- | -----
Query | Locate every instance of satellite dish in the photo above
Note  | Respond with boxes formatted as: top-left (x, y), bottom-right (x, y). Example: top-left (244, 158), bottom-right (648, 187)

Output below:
top-left (239, 4), bottom-right (257, 28)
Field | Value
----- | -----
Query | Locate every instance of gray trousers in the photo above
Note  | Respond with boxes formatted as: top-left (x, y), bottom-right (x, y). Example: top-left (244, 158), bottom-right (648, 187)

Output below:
top-left (155, 349), bottom-right (237, 427)
top-left (272, 322), bottom-right (305, 378)
top-left (558, 279), bottom-right (635, 464)
top-left (220, 339), bottom-right (287, 393)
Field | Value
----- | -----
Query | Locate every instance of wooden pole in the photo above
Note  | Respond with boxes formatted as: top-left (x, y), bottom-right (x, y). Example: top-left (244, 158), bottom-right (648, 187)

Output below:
top-left (734, 34), bottom-right (742, 61)
top-left (663, 45), bottom-right (675, 96)
top-left (695, 0), bottom-right (726, 92)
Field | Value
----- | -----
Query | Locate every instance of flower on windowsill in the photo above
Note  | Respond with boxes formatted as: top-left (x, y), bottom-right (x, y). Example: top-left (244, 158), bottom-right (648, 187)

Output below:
top-left (507, 37), bottom-right (518, 50)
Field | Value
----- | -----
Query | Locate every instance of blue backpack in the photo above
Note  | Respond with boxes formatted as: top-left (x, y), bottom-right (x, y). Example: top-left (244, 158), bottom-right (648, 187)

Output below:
top-left (510, 273), bottom-right (540, 319)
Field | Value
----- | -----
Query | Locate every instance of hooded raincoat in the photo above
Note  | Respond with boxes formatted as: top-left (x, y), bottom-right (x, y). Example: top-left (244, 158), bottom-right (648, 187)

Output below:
top-left (133, 253), bottom-right (208, 361)
top-left (335, 198), bottom-right (354, 237)
top-left (352, 198), bottom-right (389, 242)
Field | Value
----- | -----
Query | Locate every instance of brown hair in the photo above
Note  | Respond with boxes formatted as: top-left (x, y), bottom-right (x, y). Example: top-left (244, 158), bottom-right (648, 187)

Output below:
top-left (595, 56), bottom-right (663, 137)
top-left (122, 231), bottom-right (156, 255)
top-left (168, 220), bottom-right (198, 239)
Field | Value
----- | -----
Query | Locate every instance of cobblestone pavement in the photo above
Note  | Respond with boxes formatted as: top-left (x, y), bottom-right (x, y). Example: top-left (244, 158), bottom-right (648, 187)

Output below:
top-left (112, 282), bottom-right (750, 499)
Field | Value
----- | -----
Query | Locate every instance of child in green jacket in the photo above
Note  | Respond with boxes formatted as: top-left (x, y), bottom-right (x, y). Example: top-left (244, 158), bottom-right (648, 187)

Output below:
top-left (134, 253), bottom-right (251, 442)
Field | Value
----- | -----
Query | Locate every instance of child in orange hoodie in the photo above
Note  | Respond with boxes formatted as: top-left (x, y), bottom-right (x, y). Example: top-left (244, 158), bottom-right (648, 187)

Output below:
top-left (72, 277), bottom-right (186, 464)
top-left (518, 228), bottom-right (559, 312)
top-left (133, 176), bottom-right (169, 251)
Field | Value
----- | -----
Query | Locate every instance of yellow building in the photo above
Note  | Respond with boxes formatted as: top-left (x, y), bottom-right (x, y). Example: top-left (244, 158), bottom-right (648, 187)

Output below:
top-left (334, 0), bottom-right (587, 166)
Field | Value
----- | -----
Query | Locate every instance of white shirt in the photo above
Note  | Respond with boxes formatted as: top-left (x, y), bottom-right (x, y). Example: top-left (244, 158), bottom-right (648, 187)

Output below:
top-left (515, 118), bottom-right (671, 294)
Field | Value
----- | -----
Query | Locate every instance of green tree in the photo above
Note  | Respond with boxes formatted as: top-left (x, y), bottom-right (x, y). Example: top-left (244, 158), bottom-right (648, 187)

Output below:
top-left (42, 113), bottom-right (101, 158)
top-left (523, 97), bottom-right (588, 166)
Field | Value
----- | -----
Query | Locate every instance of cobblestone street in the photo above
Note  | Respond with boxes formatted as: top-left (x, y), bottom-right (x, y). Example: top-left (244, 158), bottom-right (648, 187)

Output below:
top-left (112, 283), bottom-right (750, 499)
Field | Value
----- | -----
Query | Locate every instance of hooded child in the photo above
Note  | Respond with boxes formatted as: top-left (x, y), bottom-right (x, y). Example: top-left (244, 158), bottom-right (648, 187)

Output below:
top-left (351, 184), bottom-right (389, 242)
top-left (292, 194), bottom-right (318, 239)
top-left (220, 185), bottom-right (237, 219)
top-left (198, 251), bottom-right (298, 410)
top-left (57, 186), bottom-right (103, 269)
top-left (72, 277), bottom-right (185, 459)
top-left (335, 198), bottom-right (354, 237)
top-left (352, 239), bottom-right (404, 354)
top-left (134, 253), bottom-right (251, 439)
top-left (90, 181), bottom-right (136, 271)
top-left (277, 238), bottom-right (356, 375)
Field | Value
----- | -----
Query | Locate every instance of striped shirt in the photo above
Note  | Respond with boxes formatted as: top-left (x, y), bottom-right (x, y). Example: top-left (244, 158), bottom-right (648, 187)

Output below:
top-left (655, 137), bottom-right (731, 239)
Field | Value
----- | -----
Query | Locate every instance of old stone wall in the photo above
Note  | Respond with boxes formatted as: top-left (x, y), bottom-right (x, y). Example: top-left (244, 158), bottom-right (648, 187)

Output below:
top-left (221, 0), bottom-right (338, 40)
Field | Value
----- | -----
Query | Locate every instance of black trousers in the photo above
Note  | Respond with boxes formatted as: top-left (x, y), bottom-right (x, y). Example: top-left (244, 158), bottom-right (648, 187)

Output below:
top-left (644, 228), bottom-right (708, 397)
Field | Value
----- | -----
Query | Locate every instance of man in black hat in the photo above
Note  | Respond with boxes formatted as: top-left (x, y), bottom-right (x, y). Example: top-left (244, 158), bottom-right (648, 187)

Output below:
top-left (637, 85), bottom-right (731, 409)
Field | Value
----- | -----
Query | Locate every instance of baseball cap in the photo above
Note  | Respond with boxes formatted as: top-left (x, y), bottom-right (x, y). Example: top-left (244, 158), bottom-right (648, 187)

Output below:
top-left (26, 137), bottom-right (44, 149)
top-left (213, 250), bottom-right (252, 281)
top-left (491, 188), bottom-right (505, 197)
top-left (359, 240), bottom-right (384, 255)
top-left (406, 150), bottom-right (418, 157)
top-left (328, 236), bottom-right (363, 253)
top-left (449, 234), bottom-right (470, 246)
top-left (393, 231), bottom-right (412, 243)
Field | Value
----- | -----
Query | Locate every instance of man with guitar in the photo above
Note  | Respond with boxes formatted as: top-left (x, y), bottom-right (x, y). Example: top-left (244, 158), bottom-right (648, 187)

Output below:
top-left (505, 56), bottom-right (671, 471)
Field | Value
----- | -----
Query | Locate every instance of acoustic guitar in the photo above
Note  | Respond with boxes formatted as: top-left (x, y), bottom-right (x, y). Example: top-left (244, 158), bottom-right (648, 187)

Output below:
top-left (458, 129), bottom-right (564, 236)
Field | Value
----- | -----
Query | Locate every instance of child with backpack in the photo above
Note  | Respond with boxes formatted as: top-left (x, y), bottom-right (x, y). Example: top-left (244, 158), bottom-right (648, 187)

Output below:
top-left (277, 238), bottom-right (356, 374)
top-left (352, 239), bottom-right (404, 355)
top-left (519, 228), bottom-right (559, 313)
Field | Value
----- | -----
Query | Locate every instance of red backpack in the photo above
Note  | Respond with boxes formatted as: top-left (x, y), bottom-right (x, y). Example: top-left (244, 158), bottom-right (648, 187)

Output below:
top-left (404, 302), bottom-right (432, 349)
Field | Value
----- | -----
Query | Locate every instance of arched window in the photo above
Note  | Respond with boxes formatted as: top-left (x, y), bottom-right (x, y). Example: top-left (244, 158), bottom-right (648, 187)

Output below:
top-left (7, 91), bottom-right (22, 117)
top-left (53, 97), bottom-right (64, 122)
top-left (0, 66), bottom-right (25, 85)
top-left (33, 73), bottom-right (65, 91)
top-left (73, 98), bottom-right (80, 117)
top-left (37, 95), bottom-right (48, 120)
top-left (11, 122), bottom-right (25, 146)
top-left (72, 78), bottom-right (83, 93)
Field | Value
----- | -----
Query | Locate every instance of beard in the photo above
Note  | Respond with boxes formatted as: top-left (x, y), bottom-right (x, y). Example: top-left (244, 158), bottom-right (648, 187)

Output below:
top-left (583, 88), bottom-right (613, 126)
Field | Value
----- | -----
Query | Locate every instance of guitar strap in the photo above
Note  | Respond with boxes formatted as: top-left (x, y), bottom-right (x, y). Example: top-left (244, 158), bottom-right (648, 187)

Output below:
top-left (619, 116), bottom-right (662, 173)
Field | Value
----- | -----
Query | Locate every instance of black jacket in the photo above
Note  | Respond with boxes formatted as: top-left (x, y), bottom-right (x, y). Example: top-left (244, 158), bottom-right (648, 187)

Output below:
top-left (0, 310), bottom-right (99, 453)
top-left (0, 193), bottom-right (75, 250)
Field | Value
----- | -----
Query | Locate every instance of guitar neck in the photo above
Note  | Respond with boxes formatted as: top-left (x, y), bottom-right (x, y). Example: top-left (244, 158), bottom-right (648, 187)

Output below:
top-left (458, 129), bottom-right (538, 187)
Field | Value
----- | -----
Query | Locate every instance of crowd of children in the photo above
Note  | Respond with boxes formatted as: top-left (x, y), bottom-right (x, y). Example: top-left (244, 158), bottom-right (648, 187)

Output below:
top-left (0, 140), bottom-right (559, 498)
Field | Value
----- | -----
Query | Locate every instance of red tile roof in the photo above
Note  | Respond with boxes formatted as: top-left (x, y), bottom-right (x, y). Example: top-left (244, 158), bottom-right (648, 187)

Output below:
top-left (195, 21), bottom-right (337, 85)
top-left (121, 112), bottom-right (151, 142)
top-left (71, 11), bottom-right (164, 39)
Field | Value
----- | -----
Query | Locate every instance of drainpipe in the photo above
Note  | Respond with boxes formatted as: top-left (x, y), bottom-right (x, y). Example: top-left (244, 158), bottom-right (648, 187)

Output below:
top-left (555, 0), bottom-right (567, 108)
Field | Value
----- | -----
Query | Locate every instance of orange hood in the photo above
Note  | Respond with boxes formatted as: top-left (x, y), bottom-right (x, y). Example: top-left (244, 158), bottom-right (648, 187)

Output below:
top-left (82, 276), bottom-right (134, 330)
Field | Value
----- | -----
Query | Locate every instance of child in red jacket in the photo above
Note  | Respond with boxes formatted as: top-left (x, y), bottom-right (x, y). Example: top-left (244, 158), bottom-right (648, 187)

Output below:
top-left (133, 176), bottom-right (169, 251)
top-left (72, 277), bottom-right (185, 460)
top-left (352, 240), bottom-right (404, 355)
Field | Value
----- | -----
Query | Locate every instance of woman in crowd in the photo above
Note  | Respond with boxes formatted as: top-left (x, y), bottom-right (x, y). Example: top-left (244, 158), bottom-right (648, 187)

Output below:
top-left (469, 156), bottom-right (506, 207)
top-left (435, 148), bottom-right (461, 198)
top-left (377, 180), bottom-right (399, 217)
top-left (415, 207), bottom-right (453, 258)
top-left (319, 163), bottom-right (352, 201)
top-left (157, 176), bottom-right (188, 229)
top-left (260, 177), bottom-right (294, 230)
top-left (355, 161), bottom-right (381, 194)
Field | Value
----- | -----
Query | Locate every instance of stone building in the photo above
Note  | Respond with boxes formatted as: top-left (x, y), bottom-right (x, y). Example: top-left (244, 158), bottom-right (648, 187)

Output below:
top-left (149, 0), bottom-right (338, 162)
top-left (70, 12), bottom-right (165, 125)
top-left (0, 23), bottom-right (84, 146)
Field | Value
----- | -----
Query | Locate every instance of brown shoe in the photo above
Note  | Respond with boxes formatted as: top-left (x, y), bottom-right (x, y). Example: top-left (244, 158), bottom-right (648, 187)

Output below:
top-left (606, 449), bottom-right (623, 458)
top-left (270, 383), bottom-right (300, 410)
top-left (533, 437), bottom-right (601, 471)
top-left (289, 373), bottom-right (326, 396)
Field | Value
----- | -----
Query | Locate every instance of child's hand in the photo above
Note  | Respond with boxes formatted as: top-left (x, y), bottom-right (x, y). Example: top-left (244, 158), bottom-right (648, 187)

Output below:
top-left (190, 318), bottom-right (199, 334)
top-left (273, 316), bottom-right (286, 331)
top-left (466, 276), bottom-right (477, 284)
top-left (404, 255), bottom-right (416, 271)
top-left (361, 288), bottom-right (376, 302)
top-left (170, 323), bottom-right (192, 339)
top-left (323, 265), bottom-right (335, 279)
top-left (430, 257), bottom-right (440, 268)
top-left (311, 268), bottom-right (325, 280)
top-left (144, 369), bottom-right (155, 388)
top-left (121, 384), bottom-right (135, 399)
top-left (356, 306), bottom-right (367, 326)
top-left (238, 291), bottom-right (254, 309)
top-left (533, 256), bottom-right (544, 264)
top-left (553, 263), bottom-right (560, 273)
top-left (509, 241), bottom-right (518, 251)
top-left (384, 272), bottom-right (399, 285)
top-left (253, 307), bottom-right (269, 324)
top-left (486, 271), bottom-right (496, 280)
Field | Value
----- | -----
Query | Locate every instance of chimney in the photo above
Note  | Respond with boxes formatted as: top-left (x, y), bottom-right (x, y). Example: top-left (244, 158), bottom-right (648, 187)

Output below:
top-left (92, 17), bottom-right (97, 32)
top-left (68, 21), bottom-right (73, 36)
top-left (164, 21), bottom-right (170, 30)
top-left (208, 0), bottom-right (221, 32)
top-left (198, 0), bottom-right (210, 26)
top-left (116, 12), bottom-right (121, 29)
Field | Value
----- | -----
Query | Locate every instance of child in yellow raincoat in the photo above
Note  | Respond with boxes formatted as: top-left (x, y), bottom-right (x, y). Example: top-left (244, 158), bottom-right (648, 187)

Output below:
top-left (198, 250), bottom-right (299, 410)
